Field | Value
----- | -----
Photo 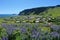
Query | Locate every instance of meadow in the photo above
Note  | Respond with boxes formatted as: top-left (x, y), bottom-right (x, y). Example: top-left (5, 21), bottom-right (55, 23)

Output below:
top-left (0, 14), bottom-right (60, 40)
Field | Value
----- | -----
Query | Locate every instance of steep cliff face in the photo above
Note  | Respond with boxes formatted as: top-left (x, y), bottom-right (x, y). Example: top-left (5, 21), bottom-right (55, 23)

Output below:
top-left (19, 5), bottom-right (60, 16)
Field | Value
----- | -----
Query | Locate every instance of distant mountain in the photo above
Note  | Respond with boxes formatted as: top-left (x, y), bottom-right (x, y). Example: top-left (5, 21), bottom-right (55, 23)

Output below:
top-left (19, 5), bottom-right (60, 17)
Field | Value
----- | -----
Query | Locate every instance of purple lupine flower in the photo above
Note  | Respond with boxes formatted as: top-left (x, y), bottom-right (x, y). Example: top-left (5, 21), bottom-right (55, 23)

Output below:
top-left (1, 36), bottom-right (8, 40)
top-left (6, 27), bottom-right (16, 35)
top-left (1, 23), bottom-right (7, 27)
top-left (50, 25), bottom-right (60, 31)
top-left (30, 28), bottom-right (41, 38)
top-left (5, 37), bottom-right (8, 40)
top-left (8, 24), bottom-right (17, 27)
top-left (31, 28), bottom-right (37, 34)
top-left (20, 27), bottom-right (26, 33)
top-left (30, 29), bottom-right (37, 38)
top-left (50, 32), bottom-right (59, 37)
top-left (2, 36), bottom-right (5, 40)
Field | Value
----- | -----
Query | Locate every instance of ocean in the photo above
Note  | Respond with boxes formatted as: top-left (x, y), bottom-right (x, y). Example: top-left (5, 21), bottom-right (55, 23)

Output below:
top-left (0, 14), bottom-right (18, 17)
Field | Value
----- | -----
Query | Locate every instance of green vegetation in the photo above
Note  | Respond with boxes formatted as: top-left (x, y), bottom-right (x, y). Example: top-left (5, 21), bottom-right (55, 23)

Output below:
top-left (19, 5), bottom-right (60, 17)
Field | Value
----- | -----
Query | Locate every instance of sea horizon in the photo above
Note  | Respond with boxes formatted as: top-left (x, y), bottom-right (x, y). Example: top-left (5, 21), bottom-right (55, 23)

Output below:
top-left (0, 14), bottom-right (18, 17)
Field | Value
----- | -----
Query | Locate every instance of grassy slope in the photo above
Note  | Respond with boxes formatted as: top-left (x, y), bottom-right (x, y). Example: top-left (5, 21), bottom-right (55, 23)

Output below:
top-left (48, 7), bottom-right (60, 17)
top-left (19, 5), bottom-right (60, 18)
top-left (40, 7), bottom-right (60, 17)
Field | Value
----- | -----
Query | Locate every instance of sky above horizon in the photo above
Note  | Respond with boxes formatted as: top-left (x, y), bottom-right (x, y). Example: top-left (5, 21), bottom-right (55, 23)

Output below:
top-left (0, 0), bottom-right (60, 14)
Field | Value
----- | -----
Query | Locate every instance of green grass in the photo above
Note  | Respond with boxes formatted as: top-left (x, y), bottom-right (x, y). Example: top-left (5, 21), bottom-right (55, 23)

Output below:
top-left (42, 7), bottom-right (60, 17)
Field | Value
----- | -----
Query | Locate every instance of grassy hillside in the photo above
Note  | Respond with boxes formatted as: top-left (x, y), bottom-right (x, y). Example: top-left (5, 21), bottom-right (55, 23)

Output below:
top-left (19, 5), bottom-right (60, 17)
top-left (42, 7), bottom-right (60, 17)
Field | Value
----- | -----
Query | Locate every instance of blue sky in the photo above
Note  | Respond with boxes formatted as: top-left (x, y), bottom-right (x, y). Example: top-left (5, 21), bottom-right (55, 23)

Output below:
top-left (0, 0), bottom-right (60, 14)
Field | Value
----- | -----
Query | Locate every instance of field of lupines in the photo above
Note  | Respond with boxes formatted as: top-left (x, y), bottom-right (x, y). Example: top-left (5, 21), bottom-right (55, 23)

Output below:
top-left (0, 15), bottom-right (60, 40)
